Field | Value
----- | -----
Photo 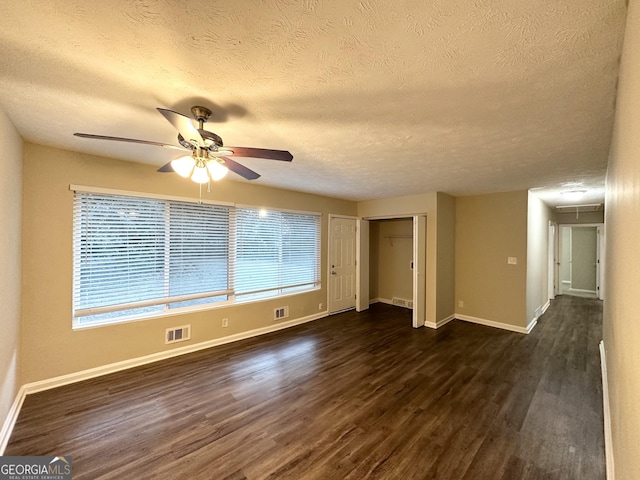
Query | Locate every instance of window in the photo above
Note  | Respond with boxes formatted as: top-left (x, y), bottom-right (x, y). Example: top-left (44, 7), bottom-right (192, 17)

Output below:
top-left (236, 208), bottom-right (321, 300)
top-left (72, 189), bottom-right (320, 327)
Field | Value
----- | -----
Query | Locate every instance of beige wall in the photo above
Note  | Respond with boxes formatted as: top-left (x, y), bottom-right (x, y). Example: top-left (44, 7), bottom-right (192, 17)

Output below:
top-left (436, 192), bottom-right (456, 321)
top-left (603, 0), bottom-right (640, 477)
top-left (0, 108), bottom-right (22, 430)
top-left (370, 218), bottom-right (413, 302)
top-left (20, 144), bottom-right (356, 384)
top-left (455, 191), bottom-right (528, 328)
top-left (526, 192), bottom-right (553, 323)
top-left (357, 193), bottom-right (437, 219)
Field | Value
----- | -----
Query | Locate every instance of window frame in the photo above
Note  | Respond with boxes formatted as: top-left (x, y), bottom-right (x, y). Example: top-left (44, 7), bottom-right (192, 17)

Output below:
top-left (71, 185), bottom-right (322, 329)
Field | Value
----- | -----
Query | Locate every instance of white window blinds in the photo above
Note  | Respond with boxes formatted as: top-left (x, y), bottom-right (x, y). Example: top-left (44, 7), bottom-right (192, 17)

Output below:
top-left (73, 191), bottom-right (320, 327)
top-left (235, 208), bottom-right (321, 299)
top-left (73, 193), bottom-right (232, 325)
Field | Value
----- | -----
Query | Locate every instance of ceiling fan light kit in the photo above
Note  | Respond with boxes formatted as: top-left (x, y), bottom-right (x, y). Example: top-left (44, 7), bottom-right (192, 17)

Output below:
top-left (191, 163), bottom-right (211, 184)
top-left (74, 104), bottom-right (293, 186)
top-left (170, 151), bottom-right (230, 184)
top-left (207, 160), bottom-right (229, 181)
top-left (170, 155), bottom-right (199, 178)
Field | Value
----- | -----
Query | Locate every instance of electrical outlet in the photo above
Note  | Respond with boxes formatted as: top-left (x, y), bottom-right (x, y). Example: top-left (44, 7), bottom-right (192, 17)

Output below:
top-left (222, 318), bottom-right (229, 328)
top-left (508, 257), bottom-right (517, 265)
top-left (458, 300), bottom-right (464, 308)
top-left (319, 303), bottom-right (323, 310)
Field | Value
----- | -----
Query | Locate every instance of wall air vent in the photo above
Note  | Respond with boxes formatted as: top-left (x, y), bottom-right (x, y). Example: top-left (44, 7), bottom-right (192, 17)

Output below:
top-left (166, 325), bottom-right (191, 344)
top-left (392, 297), bottom-right (413, 309)
top-left (274, 306), bottom-right (289, 321)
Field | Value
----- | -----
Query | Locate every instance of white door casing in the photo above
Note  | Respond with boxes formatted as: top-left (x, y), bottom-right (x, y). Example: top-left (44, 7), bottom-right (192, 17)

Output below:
top-left (412, 215), bottom-right (426, 328)
top-left (329, 216), bottom-right (357, 313)
top-left (557, 223), bottom-right (604, 298)
top-left (597, 226), bottom-right (605, 300)
top-left (548, 222), bottom-right (556, 300)
top-left (356, 219), bottom-right (370, 312)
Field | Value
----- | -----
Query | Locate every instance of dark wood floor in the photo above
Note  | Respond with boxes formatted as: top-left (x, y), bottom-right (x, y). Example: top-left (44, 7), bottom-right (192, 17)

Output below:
top-left (7, 295), bottom-right (604, 479)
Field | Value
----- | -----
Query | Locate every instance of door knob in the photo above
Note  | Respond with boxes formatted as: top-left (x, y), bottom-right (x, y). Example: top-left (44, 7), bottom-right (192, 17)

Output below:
top-left (331, 271), bottom-right (337, 275)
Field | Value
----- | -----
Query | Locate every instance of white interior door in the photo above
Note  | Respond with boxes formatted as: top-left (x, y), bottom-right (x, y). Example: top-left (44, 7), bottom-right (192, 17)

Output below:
top-left (329, 217), bottom-right (357, 313)
top-left (412, 216), bottom-right (426, 328)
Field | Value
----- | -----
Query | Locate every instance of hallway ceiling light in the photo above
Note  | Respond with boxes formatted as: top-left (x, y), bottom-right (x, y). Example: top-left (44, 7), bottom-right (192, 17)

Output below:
top-left (560, 190), bottom-right (587, 201)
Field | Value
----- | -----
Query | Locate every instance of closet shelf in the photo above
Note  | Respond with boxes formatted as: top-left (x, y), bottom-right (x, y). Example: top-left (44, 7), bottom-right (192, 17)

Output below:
top-left (384, 235), bottom-right (412, 246)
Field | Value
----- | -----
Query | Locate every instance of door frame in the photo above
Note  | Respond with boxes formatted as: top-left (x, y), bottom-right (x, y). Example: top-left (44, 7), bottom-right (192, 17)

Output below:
top-left (548, 221), bottom-right (557, 300)
top-left (360, 214), bottom-right (427, 327)
top-left (412, 215), bottom-right (427, 328)
top-left (327, 214), bottom-right (358, 314)
top-left (557, 223), bottom-right (604, 299)
top-left (356, 218), bottom-right (370, 312)
top-left (597, 225), bottom-right (605, 300)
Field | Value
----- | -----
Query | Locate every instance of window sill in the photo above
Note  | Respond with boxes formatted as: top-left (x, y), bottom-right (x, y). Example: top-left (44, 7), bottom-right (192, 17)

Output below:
top-left (72, 286), bottom-right (321, 330)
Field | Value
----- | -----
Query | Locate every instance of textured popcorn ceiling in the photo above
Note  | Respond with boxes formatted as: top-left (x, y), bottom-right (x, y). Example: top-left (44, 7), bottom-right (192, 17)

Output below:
top-left (0, 0), bottom-right (627, 203)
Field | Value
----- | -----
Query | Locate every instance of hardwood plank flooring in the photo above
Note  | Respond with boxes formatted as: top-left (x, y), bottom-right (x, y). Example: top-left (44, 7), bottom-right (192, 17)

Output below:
top-left (6, 295), bottom-right (605, 479)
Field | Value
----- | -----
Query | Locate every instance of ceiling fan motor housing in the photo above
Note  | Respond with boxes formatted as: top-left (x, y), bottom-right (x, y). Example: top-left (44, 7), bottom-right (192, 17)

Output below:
top-left (176, 106), bottom-right (224, 149)
top-left (191, 106), bottom-right (212, 123)
top-left (178, 130), bottom-right (223, 149)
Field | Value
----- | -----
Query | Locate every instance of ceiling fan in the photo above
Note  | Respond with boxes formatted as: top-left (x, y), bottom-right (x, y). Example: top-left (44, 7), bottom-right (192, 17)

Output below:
top-left (74, 106), bottom-right (293, 183)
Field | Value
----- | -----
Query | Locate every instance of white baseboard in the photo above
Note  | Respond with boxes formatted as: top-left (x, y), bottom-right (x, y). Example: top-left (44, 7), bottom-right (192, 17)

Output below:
top-left (425, 314), bottom-right (455, 329)
top-left (373, 297), bottom-right (415, 310)
top-left (525, 302), bottom-right (550, 334)
top-left (569, 288), bottom-right (597, 295)
top-left (0, 312), bottom-right (328, 450)
top-left (455, 313), bottom-right (535, 334)
top-left (375, 297), bottom-right (393, 306)
top-left (23, 311), bottom-right (328, 395)
top-left (0, 385), bottom-right (27, 455)
top-left (600, 341), bottom-right (615, 479)
top-left (541, 300), bottom-right (551, 315)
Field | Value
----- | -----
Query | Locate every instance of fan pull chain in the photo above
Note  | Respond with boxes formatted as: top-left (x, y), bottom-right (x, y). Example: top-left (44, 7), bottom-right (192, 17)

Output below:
top-left (197, 180), bottom-right (211, 204)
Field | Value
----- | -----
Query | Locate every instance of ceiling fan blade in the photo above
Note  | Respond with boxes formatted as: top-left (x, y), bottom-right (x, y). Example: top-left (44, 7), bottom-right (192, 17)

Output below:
top-left (157, 162), bottom-right (175, 173)
top-left (225, 146), bottom-right (293, 162)
top-left (157, 108), bottom-right (205, 147)
top-left (74, 133), bottom-right (188, 151)
top-left (221, 157), bottom-right (261, 180)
